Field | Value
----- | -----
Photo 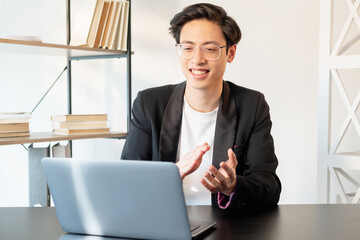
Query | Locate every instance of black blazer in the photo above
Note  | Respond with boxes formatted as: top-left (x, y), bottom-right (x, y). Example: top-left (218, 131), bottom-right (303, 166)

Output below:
top-left (121, 81), bottom-right (281, 208)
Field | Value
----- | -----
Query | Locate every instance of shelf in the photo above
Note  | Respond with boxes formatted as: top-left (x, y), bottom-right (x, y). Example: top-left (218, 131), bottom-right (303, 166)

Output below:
top-left (337, 152), bottom-right (360, 156)
top-left (0, 38), bottom-right (129, 60)
top-left (0, 131), bottom-right (127, 146)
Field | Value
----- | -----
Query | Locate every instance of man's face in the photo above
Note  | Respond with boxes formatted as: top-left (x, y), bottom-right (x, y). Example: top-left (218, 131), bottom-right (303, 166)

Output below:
top-left (178, 19), bottom-right (236, 91)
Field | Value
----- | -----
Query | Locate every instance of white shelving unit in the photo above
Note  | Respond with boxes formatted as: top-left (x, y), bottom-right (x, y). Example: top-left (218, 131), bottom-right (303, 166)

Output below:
top-left (318, 0), bottom-right (360, 203)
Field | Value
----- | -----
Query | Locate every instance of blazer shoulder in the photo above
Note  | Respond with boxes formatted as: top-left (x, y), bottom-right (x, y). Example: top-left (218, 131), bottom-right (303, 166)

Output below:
top-left (139, 83), bottom-right (180, 103)
top-left (225, 81), bottom-right (271, 122)
top-left (226, 81), bottom-right (264, 101)
top-left (135, 82), bottom-right (185, 118)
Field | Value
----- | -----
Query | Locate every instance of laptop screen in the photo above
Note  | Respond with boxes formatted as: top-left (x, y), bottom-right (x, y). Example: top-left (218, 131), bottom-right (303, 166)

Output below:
top-left (42, 158), bottom-right (197, 239)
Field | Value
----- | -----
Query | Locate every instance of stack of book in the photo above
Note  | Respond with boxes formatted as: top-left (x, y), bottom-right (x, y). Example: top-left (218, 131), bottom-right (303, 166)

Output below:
top-left (0, 112), bottom-right (30, 138)
top-left (51, 114), bottom-right (110, 135)
top-left (72, 0), bottom-right (130, 51)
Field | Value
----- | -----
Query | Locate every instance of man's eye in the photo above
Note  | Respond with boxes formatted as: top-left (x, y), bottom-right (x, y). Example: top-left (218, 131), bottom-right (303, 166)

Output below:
top-left (204, 47), bottom-right (218, 52)
top-left (182, 46), bottom-right (193, 51)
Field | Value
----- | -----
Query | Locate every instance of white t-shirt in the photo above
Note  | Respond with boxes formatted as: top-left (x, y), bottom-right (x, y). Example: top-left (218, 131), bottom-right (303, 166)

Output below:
top-left (176, 97), bottom-right (218, 205)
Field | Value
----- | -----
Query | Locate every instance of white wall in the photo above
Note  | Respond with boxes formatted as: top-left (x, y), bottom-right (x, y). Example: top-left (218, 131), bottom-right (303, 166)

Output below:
top-left (0, 0), bottom-right (319, 206)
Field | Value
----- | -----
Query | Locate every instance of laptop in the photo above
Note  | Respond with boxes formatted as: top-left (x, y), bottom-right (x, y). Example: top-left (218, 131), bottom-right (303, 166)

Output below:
top-left (42, 157), bottom-right (216, 240)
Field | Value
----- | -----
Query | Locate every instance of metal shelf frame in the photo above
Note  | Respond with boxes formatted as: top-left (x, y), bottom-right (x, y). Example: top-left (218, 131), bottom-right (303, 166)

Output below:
top-left (65, 0), bottom-right (132, 155)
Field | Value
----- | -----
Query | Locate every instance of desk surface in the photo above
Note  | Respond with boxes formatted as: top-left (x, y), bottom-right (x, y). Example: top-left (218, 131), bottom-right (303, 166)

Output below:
top-left (1, 204), bottom-right (360, 240)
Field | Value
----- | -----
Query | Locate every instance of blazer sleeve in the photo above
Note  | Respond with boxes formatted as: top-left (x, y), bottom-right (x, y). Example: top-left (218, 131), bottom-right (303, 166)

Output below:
top-left (121, 91), bottom-right (153, 160)
top-left (232, 93), bottom-right (281, 207)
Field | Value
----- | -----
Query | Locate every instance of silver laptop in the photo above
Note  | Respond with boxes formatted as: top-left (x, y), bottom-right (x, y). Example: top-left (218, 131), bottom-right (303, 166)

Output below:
top-left (42, 157), bottom-right (216, 240)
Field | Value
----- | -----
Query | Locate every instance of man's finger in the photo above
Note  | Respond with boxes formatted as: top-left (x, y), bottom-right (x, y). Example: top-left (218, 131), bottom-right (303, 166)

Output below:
top-left (227, 148), bottom-right (238, 168)
top-left (201, 143), bottom-right (210, 152)
top-left (220, 161), bottom-right (236, 181)
top-left (190, 143), bottom-right (210, 155)
top-left (200, 178), bottom-right (216, 193)
top-left (204, 171), bottom-right (221, 189)
top-left (188, 144), bottom-right (205, 154)
top-left (208, 165), bottom-right (225, 183)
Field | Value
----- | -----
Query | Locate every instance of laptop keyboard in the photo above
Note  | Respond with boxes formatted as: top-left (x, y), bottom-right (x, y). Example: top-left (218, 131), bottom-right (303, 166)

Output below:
top-left (190, 224), bottom-right (200, 232)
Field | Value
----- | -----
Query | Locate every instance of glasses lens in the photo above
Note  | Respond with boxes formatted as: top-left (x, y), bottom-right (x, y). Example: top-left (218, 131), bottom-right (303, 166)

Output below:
top-left (176, 44), bottom-right (222, 60)
top-left (178, 44), bottom-right (194, 59)
top-left (202, 45), bottom-right (220, 60)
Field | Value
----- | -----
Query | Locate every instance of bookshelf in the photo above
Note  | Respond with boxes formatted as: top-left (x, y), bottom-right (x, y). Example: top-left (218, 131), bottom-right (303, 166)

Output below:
top-left (0, 0), bottom-right (132, 206)
top-left (0, 0), bottom-right (132, 145)
top-left (0, 38), bottom-right (129, 60)
top-left (0, 132), bottom-right (127, 146)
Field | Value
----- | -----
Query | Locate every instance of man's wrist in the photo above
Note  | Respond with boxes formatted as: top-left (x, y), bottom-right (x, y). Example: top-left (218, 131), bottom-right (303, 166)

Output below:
top-left (218, 191), bottom-right (235, 209)
top-left (223, 181), bottom-right (236, 196)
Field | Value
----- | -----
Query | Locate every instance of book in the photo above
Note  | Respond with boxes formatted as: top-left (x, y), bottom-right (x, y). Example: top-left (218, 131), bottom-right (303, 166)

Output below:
top-left (115, 0), bottom-right (127, 50)
top-left (50, 114), bottom-right (108, 122)
top-left (0, 117), bottom-right (30, 123)
top-left (52, 121), bottom-right (108, 129)
top-left (93, 0), bottom-right (111, 48)
top-left (120, 0), bottom-right (129, 51)
top-left (0, 122), bottom-right (29, 133)
top-left (100, 0), bottom-right (115, 48)
top-left (0, 112), bottom-right (30, 124)
top-left (86, 0), bottom-right (105, 47)
top-left (105, 1), bottom-right (122, 49)
top-left (0, 112), bottom-right (30, 118)
top-left (0, 131), bottom-right (30, 138)
top-left (53, 128), bottom-right (110, 135)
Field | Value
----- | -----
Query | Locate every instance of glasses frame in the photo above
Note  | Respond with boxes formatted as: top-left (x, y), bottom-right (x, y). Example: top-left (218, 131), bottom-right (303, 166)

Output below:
top-left (175, 44), bottom-right (228, 61)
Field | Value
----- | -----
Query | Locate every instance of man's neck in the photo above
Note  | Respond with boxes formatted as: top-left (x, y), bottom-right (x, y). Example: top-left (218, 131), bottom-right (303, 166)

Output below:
top-left (184, 81), bottom-right (223, 113)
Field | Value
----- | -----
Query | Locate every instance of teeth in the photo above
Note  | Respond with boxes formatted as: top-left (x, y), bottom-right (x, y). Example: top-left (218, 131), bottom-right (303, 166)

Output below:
top-left (191, 69), bottom-right (207, 75)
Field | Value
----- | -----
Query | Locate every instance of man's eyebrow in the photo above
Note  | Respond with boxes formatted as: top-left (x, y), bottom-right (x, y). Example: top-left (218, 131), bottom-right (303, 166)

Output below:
top-left (180, 40), bottom-right (194, 44)
top-left (202, 41), bottom-right (221, 45)
top-left (179, 40), bottom-right (221, 45)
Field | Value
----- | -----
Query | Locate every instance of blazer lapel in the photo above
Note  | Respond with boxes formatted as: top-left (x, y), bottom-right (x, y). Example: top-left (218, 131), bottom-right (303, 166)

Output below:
top-left (159, 82), bottom-right (186, 162)
top-left (212, 81), bottom-right (237, 168)
top-left (159, 81), bottom-right (237, 165)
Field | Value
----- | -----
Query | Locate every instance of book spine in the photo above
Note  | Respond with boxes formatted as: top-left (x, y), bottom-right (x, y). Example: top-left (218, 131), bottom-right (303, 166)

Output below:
top-left (94, 1), bottom-right (111, 48)
top-left (86, 0), bottom-right (105, 47)
top-left (100, 0), bottom-right (115, 48)
top-left (120, 1), bottom-right (129, 51)
top-left (0, 123), bottom-right (29, 133)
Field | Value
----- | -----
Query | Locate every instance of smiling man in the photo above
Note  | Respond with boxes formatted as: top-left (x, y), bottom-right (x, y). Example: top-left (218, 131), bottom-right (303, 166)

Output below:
top-left (122, 3), bottom-right (281, 209)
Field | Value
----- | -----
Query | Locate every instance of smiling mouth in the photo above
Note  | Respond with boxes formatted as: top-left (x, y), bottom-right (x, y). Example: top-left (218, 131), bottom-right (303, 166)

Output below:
top-left (190, 69), bottom-right (209, 75)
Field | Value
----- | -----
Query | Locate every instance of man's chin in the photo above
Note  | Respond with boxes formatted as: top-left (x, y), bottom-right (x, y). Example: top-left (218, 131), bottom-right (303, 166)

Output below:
top-left (186, 77), bottom-right (210, 89)
top-left (186, 82), bottom-right (209, 91)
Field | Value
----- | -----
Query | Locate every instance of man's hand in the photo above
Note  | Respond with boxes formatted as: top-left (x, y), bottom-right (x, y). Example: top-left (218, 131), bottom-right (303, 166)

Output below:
top-left (176, 143), bottom-right (210, 180)
top-left (200, 148), bottom-right (238, 196)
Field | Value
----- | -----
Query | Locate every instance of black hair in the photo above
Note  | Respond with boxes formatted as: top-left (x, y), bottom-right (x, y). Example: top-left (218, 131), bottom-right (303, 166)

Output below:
top-left (169, 3), bottom-right (241, 47)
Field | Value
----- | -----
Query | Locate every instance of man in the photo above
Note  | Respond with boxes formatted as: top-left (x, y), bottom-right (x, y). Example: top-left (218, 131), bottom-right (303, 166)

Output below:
top-left (122, 3), bottom-right (281, 209)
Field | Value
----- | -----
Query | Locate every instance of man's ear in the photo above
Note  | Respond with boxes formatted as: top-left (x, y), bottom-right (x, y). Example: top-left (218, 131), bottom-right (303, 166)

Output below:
top-left (227, 45), bottom-right (237, 63)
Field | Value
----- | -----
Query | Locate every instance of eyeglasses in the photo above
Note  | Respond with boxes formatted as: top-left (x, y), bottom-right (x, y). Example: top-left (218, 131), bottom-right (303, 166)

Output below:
top-left (175, 44), bottom-right (228, 60)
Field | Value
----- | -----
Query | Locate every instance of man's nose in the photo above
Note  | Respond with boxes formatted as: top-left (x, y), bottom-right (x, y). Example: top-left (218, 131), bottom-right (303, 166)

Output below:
top-left (191, 48), bottom-right (206, 64)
